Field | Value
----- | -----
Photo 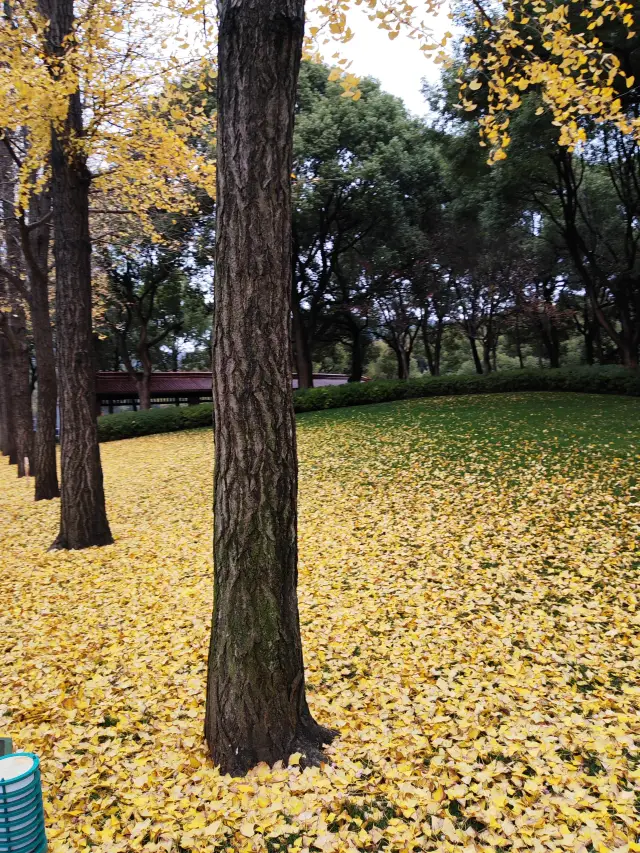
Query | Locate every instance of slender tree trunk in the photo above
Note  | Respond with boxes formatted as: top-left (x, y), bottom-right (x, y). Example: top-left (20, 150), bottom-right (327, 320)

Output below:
top-left (433, 321), bottom-right (443, 376)
top-left (424, 339), bottom-right (435, 375)
top-left (41, 0), bottom-right (112, 549)
top-left (584, 328), bottom-right (594, 365)
top-left (0, 145), bottom-right (33, 477)
top-left (25, 190), bottom-right (59, 499)
top-left (5, 309), bottom-right (34, 477)
top-left (514, 316), bottom-right (525, 369)
top-left (593, 322), bottom-right (604, 364)
top-left (480, 337), bottom-right (492, 373)
top-left (137, 372), bottom-right (152, 410)
top-left (348, 327), bottom-right (366, 382)
top-left (0, 324), bottom-right (17, 462)
top-left (468, 335), bottom-right (483, 374)
top-left (291, 283), bottom-right (313, 389)
top-left (482, 340), bottom-right (492, 374)
top-left (422, 322), bottom-right (435, 376)
top-left (549, 326), bottom-right (561, 369)
top-left (205, 0), bottom-right (335, 776)
top-left (136, 332), bottom-right (153, 410)
top-left (393, 345), bottom-right (410, 380)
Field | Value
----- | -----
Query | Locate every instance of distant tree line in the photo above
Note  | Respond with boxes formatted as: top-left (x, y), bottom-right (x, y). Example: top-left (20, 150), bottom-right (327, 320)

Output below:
top-left (287, 47), bottom-right (640, 386)
top-left (65, 0), bottom-right (637, 391)
top-left (92, 51), bottom-right (640, 387)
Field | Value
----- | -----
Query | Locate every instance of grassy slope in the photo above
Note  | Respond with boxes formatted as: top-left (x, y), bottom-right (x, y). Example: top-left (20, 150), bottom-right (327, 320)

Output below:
top-left (298, 391), bottom-right (640, 473)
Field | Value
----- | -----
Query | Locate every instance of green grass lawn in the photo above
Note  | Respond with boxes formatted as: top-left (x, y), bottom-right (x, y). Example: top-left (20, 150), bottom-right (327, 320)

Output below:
top-left (298, 391), bottom-right (640, 484)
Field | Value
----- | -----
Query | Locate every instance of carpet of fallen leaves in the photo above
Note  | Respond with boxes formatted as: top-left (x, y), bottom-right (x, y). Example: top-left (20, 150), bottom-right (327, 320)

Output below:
top-left (2, 392), bottom-right (640, 853)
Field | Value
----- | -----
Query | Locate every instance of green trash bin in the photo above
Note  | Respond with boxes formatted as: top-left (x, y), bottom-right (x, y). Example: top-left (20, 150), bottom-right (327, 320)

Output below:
top-left (0, 753), bottom-right (47, 853)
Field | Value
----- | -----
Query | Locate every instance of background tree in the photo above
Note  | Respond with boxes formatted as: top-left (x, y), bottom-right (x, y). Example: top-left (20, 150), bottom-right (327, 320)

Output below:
top-left (0, 132), bottom-right (59, 499)
top-left (0, 140), bottom-right (33, 479)
top-left (37, 0), bottom-right (112, 549)
top-left (454, 0), bottom-right (640, 367)
top-left (292, 62), bottom-right (443, 383)
top-left (96, 200), bottom-right (215, 380)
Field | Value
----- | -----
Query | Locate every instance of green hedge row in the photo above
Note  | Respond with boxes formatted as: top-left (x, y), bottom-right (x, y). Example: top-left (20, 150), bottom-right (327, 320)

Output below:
top-left (294, 365), bottom-right (640, 411)
top-left (97, 402), bottom-right (214, 442)
top-left (97, 366), bottom-right (640, 442)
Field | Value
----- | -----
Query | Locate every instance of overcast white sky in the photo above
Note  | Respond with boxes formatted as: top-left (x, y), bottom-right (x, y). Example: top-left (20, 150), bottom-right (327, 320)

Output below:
top-left (313, 6), bottom-right (452, 116)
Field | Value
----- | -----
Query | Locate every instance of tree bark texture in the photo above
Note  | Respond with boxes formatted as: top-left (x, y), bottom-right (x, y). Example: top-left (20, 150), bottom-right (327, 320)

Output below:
top-left (205, 0), bottom-right (335, 776)
top-left (41, 0), bottom-right (112, 548)
top-left (24, 188), bottom-right (59, 499)
top-left (0, 330), bottom-right (7, 454)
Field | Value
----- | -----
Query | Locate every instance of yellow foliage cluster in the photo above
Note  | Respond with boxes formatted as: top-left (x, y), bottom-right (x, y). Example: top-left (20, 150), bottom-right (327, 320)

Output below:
top-left (1, 394), bottom-right (639, 853)
top-left (306, 0), bottom-right (451, 99)
top-left (0, 0), bottom-right (216, 238)
top-left (458, 0), bottom-right (638, 163)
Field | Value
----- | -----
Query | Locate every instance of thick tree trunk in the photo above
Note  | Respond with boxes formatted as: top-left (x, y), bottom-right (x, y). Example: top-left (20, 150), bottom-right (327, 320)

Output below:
top-left (205, 0), bottom-right (335, 776)
top-left (26, 189), bottom-right (60, 499)
top-left (291, 283), bottom-right (313, 389)
top-left (620, 344), bottom-right (639, 370)
top-left (42, 0), bottom-right (112, 549)
top-left (540, 322), bottom-right (561, 369)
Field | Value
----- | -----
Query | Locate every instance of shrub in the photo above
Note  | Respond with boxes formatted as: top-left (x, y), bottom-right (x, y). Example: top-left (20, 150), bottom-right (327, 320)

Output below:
top-left (295, 366), bottom-right (640, 411)
top-left (98, 403), bottom-right (213, 442)
top-left (98, 367), bottom-right (640, 441)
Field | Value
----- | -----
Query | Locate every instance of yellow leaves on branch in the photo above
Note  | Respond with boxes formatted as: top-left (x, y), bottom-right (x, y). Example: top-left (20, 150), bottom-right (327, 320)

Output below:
top-left (458, 0), bottom-right (639, 164)
top-left (0, 0), bottom-right (216, 241)
top-left (2, 392), bottom-right (640, 853)
top-left (309, 0), bottom-right (638, 159)
top-left (307, 0), bottom-right (451, 100)
top-left (90, 70), bottom-right (217, 243)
